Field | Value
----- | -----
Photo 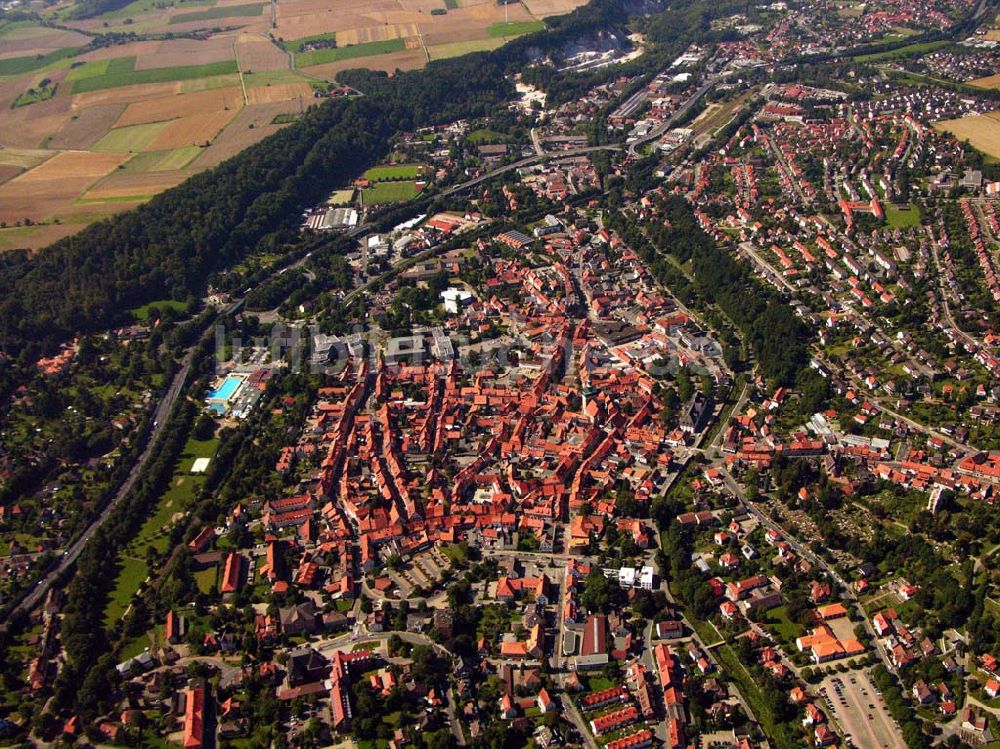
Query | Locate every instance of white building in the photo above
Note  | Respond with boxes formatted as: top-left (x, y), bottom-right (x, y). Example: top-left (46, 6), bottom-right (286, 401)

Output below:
top-left (441, 287), bottom-right (474, 315)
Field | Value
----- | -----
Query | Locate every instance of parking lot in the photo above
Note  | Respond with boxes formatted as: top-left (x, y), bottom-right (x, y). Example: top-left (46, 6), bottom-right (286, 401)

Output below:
top-left (819, 671), bottom-right (906, 749)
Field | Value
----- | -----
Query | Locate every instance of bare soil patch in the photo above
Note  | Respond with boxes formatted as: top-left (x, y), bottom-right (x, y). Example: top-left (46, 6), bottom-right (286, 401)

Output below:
top-left (244, 82), bottom-right (312, 104)
top-left (133, 36), bottom-right (235, 70)
top-left (72, 81), bottom-right (183, 108)
top-left (190, 100), bottom-right (299, 168)
top-left (0, 150), bottom-right (128, 222)
top-left (115, 87), bottom-right (244, 127)
top-left (302, 48), bottom-right (427, 80)
top-left (235, 34), bottom-right (290, 71)
top-left (49, 103), bottom-right (127, 150)
top-left (83, 169), bottom-right (190, 199)
top-left (148, 109), bottom-right (241, 149)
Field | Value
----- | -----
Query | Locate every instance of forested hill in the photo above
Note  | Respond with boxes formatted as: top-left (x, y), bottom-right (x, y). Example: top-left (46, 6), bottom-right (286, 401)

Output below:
top-left (0, 0), bottom-right (690, 353)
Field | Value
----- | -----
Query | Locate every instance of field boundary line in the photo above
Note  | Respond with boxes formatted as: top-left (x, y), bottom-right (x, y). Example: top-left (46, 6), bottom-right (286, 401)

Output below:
top-left (233, 39), bottom-right (249, 105)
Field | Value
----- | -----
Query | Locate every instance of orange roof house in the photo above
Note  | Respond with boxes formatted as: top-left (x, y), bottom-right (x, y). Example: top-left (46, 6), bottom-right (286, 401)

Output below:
top-left (183, 683), bottom-right (207, 749)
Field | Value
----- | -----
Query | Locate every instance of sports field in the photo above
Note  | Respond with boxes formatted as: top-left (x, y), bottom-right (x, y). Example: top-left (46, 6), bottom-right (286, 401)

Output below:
top-left (364, 180), bottom-right (421, 204)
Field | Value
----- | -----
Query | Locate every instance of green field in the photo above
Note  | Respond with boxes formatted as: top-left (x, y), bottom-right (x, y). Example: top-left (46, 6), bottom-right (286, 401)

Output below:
top-left (296, 38), bottom-right (405, 67)
top-left (364, 164), bottom-right (424, 181)
top-left (763, 604), bottom-right (806, 645)
top-left (194, 565), bottom-right (218, 594)
top-left (104, 556), bottom-right (149, 626)
top-left (487, 20), bottom-right (544, 37)
top-left (854, 40), bottom-right (950, 63)
top-left (0, 226), bottom-right (49, 251)
top-left (70, 57), bottom-right (240, 93)
top-left (427, 38), bottom-right (504, 60)
top-left (284, 31), bottom-right (337, 53)
top-left (130, 298), bottom-right (189, 321)
top-left (0, 20), bottom-right (48, 39)
top-left (467, 128), bottom-right (511, 144)
top-left (0, 47), bottom-right (81, 77)
top-left (885, 202), bottom-right (921, 228)
top-left (121, 146), bottom-right (202, 171)
top-left (364, 180), bottom-right (419, 204)
top-left (66, 57), bottom-right (113, 82)
top-left (103, 434), bottom-right (218, 625)
top-left (168, 2), bottom-right (264, 24)
top-left (92, 121), bottom-right (172, 152)
top-left (13, 83), bottom-right (57, 107)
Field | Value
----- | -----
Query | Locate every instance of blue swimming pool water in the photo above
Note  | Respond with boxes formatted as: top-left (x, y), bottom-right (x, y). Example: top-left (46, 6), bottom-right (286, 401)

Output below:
top-left (208, 375), bottom-right (241, 401)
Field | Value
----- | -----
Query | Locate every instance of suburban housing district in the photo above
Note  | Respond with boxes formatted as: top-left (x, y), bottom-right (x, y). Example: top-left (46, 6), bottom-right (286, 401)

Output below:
top-left (5, 0), bottom-right (1000, 748)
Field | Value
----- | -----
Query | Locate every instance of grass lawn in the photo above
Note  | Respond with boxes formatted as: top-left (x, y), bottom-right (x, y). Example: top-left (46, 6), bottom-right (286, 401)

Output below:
top-left (104, 434), bottom-right (218, 625)
top-left (885, 203), bottom-right (921, 228)
top-left (364, 164), bottom-right (424, 181)
top-left (585, 676), bottom-right (615, 692)
top-left (364, 180), bottom-right (419, 204)
top-left (92, 121), bottom-right (172, 152)
top-left (195, 565), bottom-right (218, 594)
top-left (104, 556), bottom-right (149, 626)
top-left (296, 38), bottom-right (405, 67)
top-left (119, 631), bottom-right (153, 659)
top-left (487, 20), bottom-right (544, 37)
top-left (440, 543), bottom-right (468, 566)
top-left (130, 298), bottom-right (189, 321)
top-left (71, 57), bottom-right (240, 93)
top-left (763, 604), bottom-right (806, 644)
top-left (467, 128), bottom-right (511, 144)
top-left (168, 2), bottom-right (264, 24)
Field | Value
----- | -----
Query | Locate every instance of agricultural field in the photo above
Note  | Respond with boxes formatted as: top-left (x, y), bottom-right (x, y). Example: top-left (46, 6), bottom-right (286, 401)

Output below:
top-left (0, 0), bottom-right (586, 249)
top-left (934, 111), bottom-right (1000, 160)
top-left (970, 73), bottom-right (1000, 89)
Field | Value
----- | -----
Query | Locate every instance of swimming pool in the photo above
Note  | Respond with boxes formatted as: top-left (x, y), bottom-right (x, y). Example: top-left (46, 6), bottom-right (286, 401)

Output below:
top-left (208, 375), bottom-right (242, 402)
